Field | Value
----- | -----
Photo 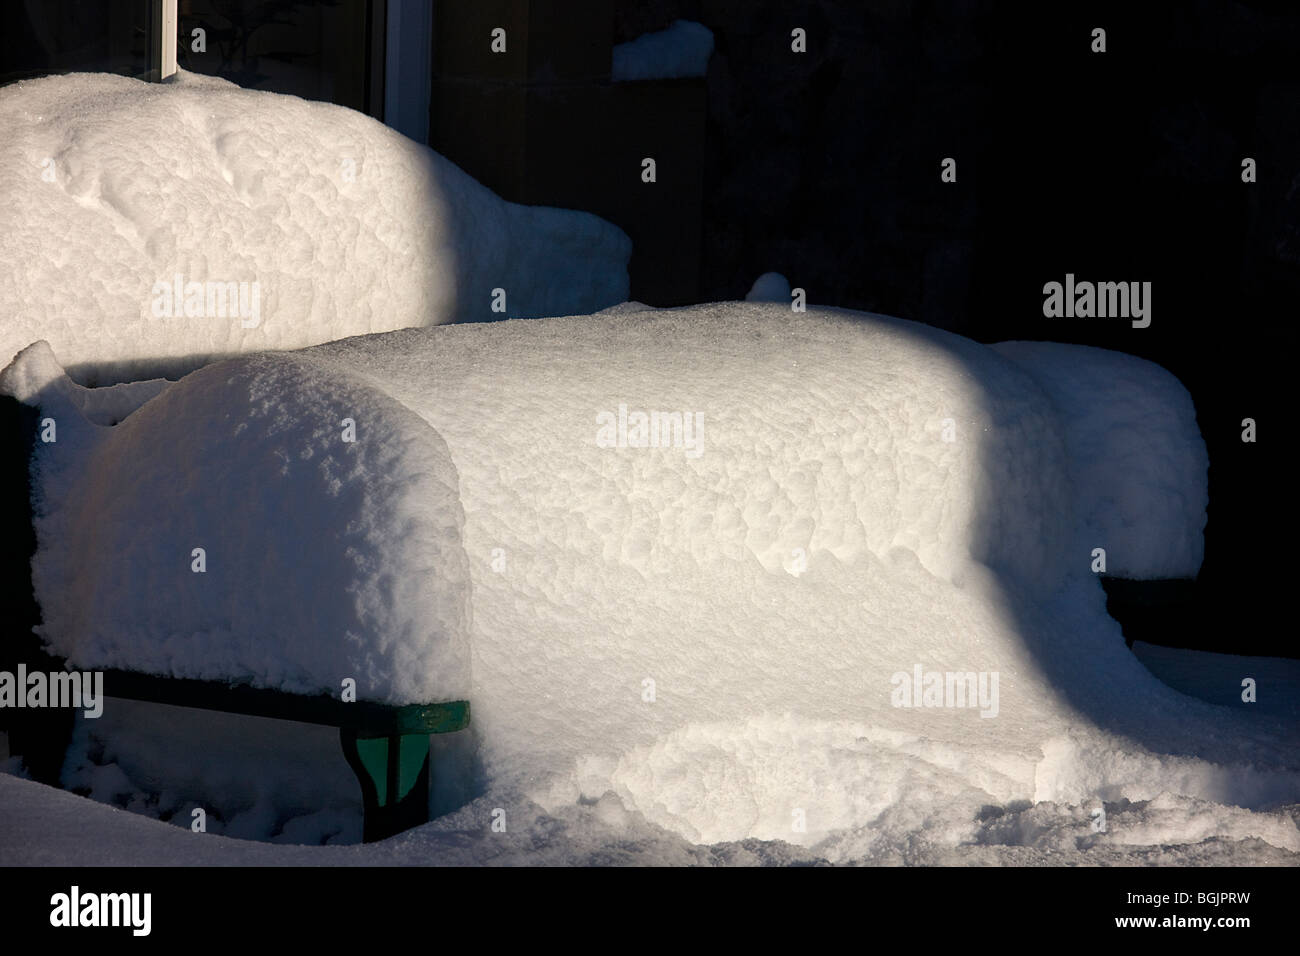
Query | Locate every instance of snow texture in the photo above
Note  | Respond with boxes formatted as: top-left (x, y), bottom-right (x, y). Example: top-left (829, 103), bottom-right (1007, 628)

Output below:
top-left (992, 341), bottom-right (1208, 578)
top-left (612, 20), bottom-right (715, 81)
top-left (3, 747), bottom-right (1298, 865)
top-left (1, 341), bottom-right (472, 705)
top-left (5, 304), bottom-right (1290, 861)
top-left (0, 70), bottom-right (631, 384)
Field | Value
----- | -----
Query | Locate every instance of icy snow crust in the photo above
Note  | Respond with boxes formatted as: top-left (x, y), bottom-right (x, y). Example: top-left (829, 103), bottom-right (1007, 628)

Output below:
top-left (6, 304), bottom-right (1293, 861)
top-left (0, 70), bottom-right (630, 384)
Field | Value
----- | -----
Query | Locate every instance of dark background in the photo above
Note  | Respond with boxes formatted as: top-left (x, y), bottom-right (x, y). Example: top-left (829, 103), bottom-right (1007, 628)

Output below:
top-left (579, 0), bottom-right (1299, 658)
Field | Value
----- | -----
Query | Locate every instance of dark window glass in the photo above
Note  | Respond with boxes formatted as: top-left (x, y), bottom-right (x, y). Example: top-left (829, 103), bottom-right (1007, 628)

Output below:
top-left (178, 0), bottom-right (382, 116)
top-left (0, 0), bottom-right (154, 85)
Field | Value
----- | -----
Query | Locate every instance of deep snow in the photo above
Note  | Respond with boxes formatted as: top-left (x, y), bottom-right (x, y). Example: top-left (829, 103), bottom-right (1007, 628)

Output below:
top-left (0, 70), bottom-right (630, 384)
top-left (993, 341), bottom-right (1208, 578)
top-left (4, 304), bottom-right (1294, 863)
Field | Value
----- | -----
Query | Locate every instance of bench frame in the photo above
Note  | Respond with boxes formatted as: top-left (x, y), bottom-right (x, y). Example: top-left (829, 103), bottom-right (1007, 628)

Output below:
top-left (4, 650), bottom-right (469, 843)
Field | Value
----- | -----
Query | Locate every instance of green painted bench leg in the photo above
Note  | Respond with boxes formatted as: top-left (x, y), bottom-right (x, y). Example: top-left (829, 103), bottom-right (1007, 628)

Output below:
top-left (340, 729), bottom-right (431, 842)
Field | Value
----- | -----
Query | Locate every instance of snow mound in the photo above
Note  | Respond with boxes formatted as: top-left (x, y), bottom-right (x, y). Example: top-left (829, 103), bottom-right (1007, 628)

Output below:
top-left (745, 271), bottom-right (792, 303)
top-left (0, 340), bottom-right (167, 426)
top-left (7, 305), bottom-right (1288, 852)
top-left (0, 70), bottom-right (631, 384)
top-left (297, 306), bottom-right (1275, 828)
top-left (612, 20), bottom-right (715, 81)
top-left (992, 341), bottom-right (1208, 578)
top-left (3, 342), bottom-right (472, 704)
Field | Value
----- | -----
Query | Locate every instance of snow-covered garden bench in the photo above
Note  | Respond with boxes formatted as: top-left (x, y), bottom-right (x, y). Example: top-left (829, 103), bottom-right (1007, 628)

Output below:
top-left (1, 352), bottom-right (476, 843)
top-left (2, 390), bottom-right (468, 842)
top-left (2, 306), bottom-right (1228, 850)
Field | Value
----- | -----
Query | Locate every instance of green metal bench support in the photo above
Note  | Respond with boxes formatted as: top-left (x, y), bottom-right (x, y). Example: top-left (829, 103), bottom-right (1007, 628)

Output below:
top-left (6, 666), bottom-right (469, 843)
top-left (98, 670), bottom-right (470, 843)
top-left (341, 731), bottom-right (431, 842)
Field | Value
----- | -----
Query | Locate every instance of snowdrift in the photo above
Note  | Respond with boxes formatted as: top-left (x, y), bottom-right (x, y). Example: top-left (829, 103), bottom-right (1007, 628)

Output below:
top-left (5, 305), bottom-right (1295, 859)
top-left (0, 70), bottom-right (631, 384)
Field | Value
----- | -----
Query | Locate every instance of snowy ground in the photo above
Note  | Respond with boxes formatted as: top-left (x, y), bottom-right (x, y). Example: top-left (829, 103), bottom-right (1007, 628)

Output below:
top-left (1131, 641), bottom-right (1300, 722)
top-left (2, 303), bottom-right (1296, 865)
top-left (3, 737), bottom-right (1297, 866)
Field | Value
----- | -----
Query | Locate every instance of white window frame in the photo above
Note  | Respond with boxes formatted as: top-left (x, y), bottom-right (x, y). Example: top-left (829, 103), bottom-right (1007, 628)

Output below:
top-left (149, 0), bottom-right (178, 81)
